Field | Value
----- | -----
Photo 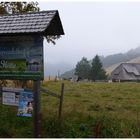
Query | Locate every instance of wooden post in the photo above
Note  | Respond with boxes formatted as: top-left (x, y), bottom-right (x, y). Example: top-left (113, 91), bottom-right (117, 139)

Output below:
top-left (33, 80), bottom-right (41, 138)
top-left (0, 85), bottom-right (2, 103)
top-left (58, 83), bottom-right (64, 121)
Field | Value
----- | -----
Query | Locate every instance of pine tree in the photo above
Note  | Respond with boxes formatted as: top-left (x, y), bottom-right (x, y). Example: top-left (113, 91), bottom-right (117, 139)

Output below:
top-left (75, 57), bottom-right (91, 80)
top-left (90, 55), bottom-right (107, 81)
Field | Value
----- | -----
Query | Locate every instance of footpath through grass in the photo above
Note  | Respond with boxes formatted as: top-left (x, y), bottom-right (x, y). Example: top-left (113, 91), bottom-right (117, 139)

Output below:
top-left (1, 81), bottom-right (140, 138)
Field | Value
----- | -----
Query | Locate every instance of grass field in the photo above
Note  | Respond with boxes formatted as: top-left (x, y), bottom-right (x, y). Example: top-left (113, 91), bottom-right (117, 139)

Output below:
top-left (1, 81), bottom-right (140, 138)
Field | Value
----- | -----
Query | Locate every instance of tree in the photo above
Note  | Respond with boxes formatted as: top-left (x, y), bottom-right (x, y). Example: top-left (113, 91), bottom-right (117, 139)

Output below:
top-left (75, 57), bottom-right (91, 80)
top-left (90, 55), bottom-right (107, 81)
top-left (0, 2), bottom-right (40, 14)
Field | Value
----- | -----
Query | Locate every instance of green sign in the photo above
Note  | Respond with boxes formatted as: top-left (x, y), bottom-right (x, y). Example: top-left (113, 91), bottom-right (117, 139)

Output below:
top-left (0, 36), bottom-right (44, 80)
top-left (0, 59), bottom-right (26, 71)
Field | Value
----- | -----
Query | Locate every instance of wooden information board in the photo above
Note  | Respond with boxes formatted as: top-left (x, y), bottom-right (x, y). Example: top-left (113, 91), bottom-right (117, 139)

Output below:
top-left (0, 36), bottom-right (44, 80)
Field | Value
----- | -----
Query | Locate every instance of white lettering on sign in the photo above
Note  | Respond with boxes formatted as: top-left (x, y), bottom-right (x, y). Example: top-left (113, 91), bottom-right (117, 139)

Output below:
top-left (0, 60), bottom-right (16, 69)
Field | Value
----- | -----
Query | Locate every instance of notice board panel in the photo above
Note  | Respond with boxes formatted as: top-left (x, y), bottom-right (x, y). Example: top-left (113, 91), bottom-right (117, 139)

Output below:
top-left (0, 36), bottom-right (44, 80)
top-left (2, 87), bottom-right (24, 106)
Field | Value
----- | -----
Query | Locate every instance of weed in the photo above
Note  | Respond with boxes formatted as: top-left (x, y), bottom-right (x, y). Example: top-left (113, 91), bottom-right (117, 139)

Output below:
top-left (88, 103), bottom-right (102, 111)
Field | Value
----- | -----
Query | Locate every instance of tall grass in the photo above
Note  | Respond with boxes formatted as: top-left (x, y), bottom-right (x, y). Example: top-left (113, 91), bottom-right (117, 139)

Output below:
top-left (0, 81), bottom-right (140, 137)
top-left (41, 81), bottom-right (140, 138)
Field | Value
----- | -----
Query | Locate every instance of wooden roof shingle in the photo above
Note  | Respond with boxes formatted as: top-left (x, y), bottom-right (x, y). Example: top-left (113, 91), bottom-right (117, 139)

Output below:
top-left (0, 10), bottom-right (64, 36)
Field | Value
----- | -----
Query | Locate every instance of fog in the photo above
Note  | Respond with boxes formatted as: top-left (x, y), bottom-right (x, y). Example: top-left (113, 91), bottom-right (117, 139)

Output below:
top-left (39, 1), bottom-right (140, 75)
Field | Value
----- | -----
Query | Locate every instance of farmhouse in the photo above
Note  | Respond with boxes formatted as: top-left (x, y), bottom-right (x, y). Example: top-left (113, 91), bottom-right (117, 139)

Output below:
top-left (110, 63), bottom-right (140, 82)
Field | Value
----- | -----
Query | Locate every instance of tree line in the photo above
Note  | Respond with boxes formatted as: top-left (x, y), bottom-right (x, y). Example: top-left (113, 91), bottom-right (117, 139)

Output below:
top-left (75, 55), bottom-right (107, 81)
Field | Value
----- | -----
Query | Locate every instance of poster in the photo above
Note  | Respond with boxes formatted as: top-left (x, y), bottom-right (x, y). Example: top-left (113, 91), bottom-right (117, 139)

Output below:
top-left (2, 87), bottom-right (24, 106)
top-left (17, 91), bottom-right (33, 117)
top-left (0, 36), bottom-right (44, 80)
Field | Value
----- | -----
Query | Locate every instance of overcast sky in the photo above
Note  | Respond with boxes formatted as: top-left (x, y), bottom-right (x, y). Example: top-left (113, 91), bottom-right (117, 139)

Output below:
top-left (39, 1), bottom-right (140, 66)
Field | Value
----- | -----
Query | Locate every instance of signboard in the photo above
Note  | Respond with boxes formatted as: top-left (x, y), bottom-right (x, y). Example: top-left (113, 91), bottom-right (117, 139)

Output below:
top-left (17, 91), bottom-right (33, 117)
top-left (2, 87), bottom-right (24, 106)
top-left (0, 36), bottom-right (44, 80)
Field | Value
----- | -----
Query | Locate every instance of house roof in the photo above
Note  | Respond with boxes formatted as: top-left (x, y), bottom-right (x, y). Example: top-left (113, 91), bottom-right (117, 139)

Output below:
top-left (0, 10), bottom-right (64, 36)
top-left (111, 63), bottom-right (140, 80)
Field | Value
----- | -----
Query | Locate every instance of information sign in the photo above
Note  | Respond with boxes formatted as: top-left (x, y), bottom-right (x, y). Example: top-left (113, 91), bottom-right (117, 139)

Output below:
top-left (0, 36), bottom-right (44, 80)
top-left (2, 87), bottom-right (24, 106)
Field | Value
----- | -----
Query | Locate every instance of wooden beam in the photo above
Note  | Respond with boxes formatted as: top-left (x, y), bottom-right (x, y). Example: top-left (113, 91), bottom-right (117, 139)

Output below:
top-left (41, 87), bottom-right (60, 98)
top-left (58, 83), bottom-right (64, 121)
top-left (33, 80), bottom-right (41, 138)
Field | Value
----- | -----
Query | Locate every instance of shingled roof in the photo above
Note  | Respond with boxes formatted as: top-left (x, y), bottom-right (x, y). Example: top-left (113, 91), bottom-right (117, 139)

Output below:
top-left (0, 10), bottom-right (64, 36)
top-left (110, 63), bottom-right (140, 81)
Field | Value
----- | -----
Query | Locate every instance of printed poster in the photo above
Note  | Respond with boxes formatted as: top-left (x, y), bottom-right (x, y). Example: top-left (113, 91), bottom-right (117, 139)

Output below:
top-left (2, 87), bottom-right (24, 106)
top-left (17, 91), bottom-right (33, 117)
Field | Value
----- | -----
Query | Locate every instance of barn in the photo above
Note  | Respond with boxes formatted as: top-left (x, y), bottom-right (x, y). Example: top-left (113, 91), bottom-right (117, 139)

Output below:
top-left (110, 63), bottom-right (140, 82)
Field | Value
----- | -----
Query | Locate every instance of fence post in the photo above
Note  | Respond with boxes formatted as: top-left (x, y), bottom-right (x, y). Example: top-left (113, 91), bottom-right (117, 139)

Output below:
top-left (33, 80), bottom-right (41, 138)
top-left (58, 83), bottom-right (64, 121)
top-left (0, 85), bottom-right (2, 103)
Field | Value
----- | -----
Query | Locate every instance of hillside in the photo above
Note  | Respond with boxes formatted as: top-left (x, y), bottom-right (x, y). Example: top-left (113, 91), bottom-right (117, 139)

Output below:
top-left (44, 62), bottom-right (73, 76)
top-left (101, 46), bottom-right (140, 68)
top-left (61, 69), bottom-right (75, 79)
top-left (61, 46), bottom-right (140, 79)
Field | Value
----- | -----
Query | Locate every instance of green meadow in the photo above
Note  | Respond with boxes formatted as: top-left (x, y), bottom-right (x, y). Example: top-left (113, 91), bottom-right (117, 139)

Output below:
top-left (1, 81), bottom-right (140, 138)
